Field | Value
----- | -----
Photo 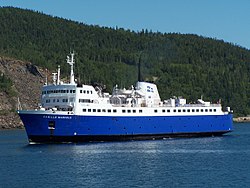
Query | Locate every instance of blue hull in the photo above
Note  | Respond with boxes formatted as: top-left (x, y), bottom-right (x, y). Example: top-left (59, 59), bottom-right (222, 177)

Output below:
top-left (19, 113), bottom-right (233, 143)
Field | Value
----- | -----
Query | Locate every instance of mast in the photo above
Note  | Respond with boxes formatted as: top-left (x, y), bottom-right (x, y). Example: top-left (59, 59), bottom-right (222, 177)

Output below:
top-left (67, 52), bottom-right (75, 84)
top-left (57, 65), bottom-right (60, 85)
top-left (52, 73), bottom-right (57, 85)
top-left (45, 69), bottom-right (48, 85)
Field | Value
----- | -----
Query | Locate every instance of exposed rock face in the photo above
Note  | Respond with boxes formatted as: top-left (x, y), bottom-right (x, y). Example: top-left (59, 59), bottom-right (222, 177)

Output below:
top-left (0, 56), bottom-right (46, 129)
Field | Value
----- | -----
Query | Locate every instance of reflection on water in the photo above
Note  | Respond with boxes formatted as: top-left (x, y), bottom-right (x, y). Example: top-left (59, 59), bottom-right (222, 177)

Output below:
top-left (0, 123), bottom-right (250, 188)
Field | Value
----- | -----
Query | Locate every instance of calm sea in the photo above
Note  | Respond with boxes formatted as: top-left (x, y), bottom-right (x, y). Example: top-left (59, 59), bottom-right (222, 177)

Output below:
top-left (0, 123), bottom-right (250, 188)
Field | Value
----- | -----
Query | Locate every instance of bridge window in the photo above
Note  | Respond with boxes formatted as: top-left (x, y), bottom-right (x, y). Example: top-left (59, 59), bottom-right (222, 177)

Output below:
top-left (113, 109), bottom-right (117, 113)
top-left (82, 109), bottom-right (86, 112)
top-left (88, 109), bottom-right (91, 112)
top-left (122, 110), bottom-right (126, 113)
top-left (108, 109), bottom-right (111, 113)
top-left (139, 110), bottom-right (142, 113)
top-left (167, 109), bottom-right (170, 113)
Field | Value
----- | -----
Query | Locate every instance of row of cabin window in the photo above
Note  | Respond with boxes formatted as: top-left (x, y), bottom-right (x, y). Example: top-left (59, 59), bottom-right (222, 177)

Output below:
top-left (80, 90), bottom-right (93, 94)
top-left (176, 108), bottom-right (216, 112)
top-left (82, 109), bottom-right (143, 113)
top-left (83, 109), bottom-right (118, 113)
top-left (45, 98), bottom-right (73, 103)
top-left (42, 90), bottom-right (76, 94)
top-left (153, 109), bottom-right (216, 113)
top-left (79, 99), bottom-right (93, 103)
top-left (82, 108), bottom-right (217, 113)
top-left (161, 108), bottom-right (217, 113)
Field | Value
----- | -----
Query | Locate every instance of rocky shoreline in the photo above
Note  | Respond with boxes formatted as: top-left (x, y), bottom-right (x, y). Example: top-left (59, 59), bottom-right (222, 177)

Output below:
top-left (0, 56), bottom-right (46, 129)
top-left (0, 112), bottom-right (23, 129)
top-left (233, 116), bottom-right (250, 123)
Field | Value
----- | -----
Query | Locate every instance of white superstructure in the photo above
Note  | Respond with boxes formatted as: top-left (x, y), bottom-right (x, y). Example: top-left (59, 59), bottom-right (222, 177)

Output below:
top-left (40, 52), bottom-right (232, 117)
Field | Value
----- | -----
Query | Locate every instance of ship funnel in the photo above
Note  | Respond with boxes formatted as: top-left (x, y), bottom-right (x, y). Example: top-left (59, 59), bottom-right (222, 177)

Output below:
top-left (138, 55), bottom-right (142, 82)
top-left (138, 57), bottom-right (141, 82)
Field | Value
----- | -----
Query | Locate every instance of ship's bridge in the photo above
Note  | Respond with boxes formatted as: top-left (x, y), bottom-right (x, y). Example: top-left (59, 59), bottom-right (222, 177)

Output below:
top-left (40, 52), bottom-right (79, 111)
top-left (39, 52), bottom-right (109, 112)
top-left (41, 84), bottom-right (77, 111)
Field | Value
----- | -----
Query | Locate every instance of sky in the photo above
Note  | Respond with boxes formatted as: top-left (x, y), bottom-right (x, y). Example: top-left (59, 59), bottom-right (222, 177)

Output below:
top-left (1, 0), bottom-right (250, 49)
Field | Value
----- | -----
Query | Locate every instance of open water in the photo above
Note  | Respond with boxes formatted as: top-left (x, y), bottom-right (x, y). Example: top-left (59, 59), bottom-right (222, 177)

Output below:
top-left (0, 123), bottom-right (250, 188)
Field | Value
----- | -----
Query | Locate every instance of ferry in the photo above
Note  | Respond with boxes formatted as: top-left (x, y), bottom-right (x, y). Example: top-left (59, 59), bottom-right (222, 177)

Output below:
top-left (18, 52), bottom-right (233, 143)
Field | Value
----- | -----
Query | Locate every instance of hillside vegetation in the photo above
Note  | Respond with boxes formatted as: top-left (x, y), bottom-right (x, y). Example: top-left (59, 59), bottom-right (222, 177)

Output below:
top-left (0, 7), bottom-right (250, 116)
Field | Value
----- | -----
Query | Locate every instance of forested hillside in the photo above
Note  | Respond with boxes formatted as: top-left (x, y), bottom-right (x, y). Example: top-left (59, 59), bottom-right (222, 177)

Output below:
top-left (0, 7), bottom-right (250, 116)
